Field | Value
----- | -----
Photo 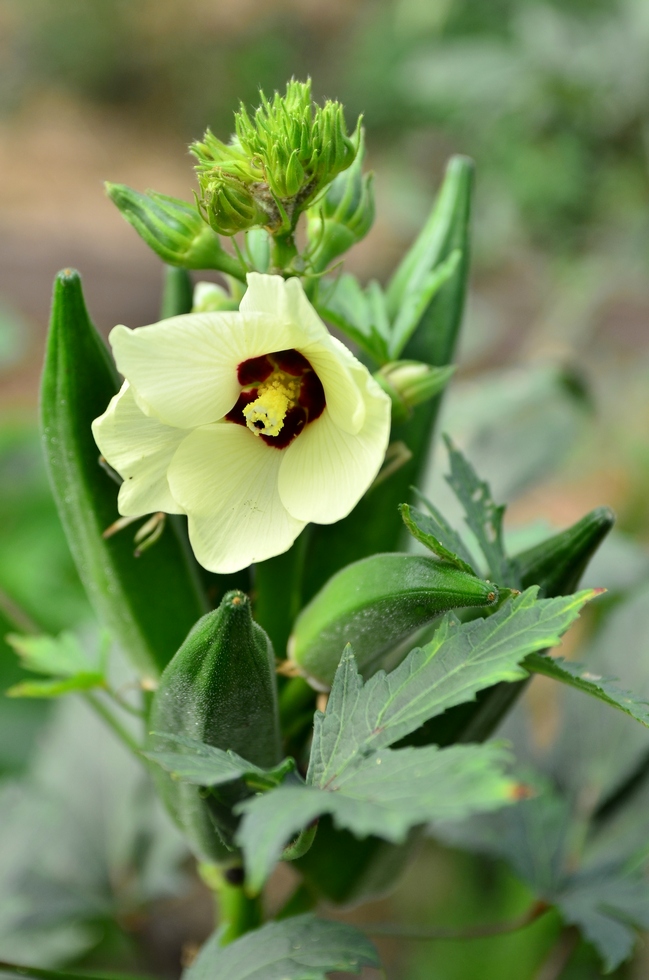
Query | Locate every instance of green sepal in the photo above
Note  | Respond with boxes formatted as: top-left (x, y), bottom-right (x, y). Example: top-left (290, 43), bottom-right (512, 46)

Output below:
top-left (149, 590), bottom-right (281, 861)
top-left (40, 269), bottom-right (207, 678)
top-left (290, 553), bottom-right (497, 688)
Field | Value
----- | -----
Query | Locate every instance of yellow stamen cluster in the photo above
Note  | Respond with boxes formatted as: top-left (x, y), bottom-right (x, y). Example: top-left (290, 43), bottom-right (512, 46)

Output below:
top-left (243, 372), bottom-right (300, 437)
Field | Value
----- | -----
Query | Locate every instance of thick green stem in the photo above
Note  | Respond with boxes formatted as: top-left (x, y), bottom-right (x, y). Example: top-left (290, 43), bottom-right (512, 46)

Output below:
top-left (271, 231), bottom-right (298, 272)
top-left (254, 531), bottom-right (309, 656)
top-left (159, 265), bottom-right (193, 319)
top-left (199, 863), bottom-right (262, 944)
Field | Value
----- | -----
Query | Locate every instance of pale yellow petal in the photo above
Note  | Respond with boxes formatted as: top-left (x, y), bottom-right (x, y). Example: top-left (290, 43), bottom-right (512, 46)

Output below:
top-left (109, 310), bottom-right (300, 429)
top-left (91, 383), bottom-right (187, 517)
top-left (278, 374), bottom-right (391, 524)
top-left (167, 423), bottom-right (305, 573)
top-left (240, 273), bottom-right (327, 341)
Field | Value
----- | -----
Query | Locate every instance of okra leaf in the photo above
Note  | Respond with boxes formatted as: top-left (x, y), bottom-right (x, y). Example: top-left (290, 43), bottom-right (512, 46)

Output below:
top-left (0, 963), bottom-right (146, 980)
top-left (317, 304), bottom-right (389, 364)
top-left (559, 873), bottom-right (649, 973)
top-left (237, 741), bottom-right (514, 893)
top-left (317, 273), bottom-right (390, 364)
top-left (436, 781), bottom-right (649, 973)
top-left (4, 631), bottom-right (105, 698)
top-left (400, 501), bottom-right (477, 574)
top-left (6, 674), bottom-right (105, 699)
top-left (6, 632), bottom-right (92, 677)
top-left (145, 733), bottom-right (295, 790)
top-left (183, 914), bottom-right (380, 980)
top-left (309, 589), bottom-right (596, 787)
top-left (443, 435), bottom-right (518, 586)
top-left (524, 652), bottom-right (649, 728)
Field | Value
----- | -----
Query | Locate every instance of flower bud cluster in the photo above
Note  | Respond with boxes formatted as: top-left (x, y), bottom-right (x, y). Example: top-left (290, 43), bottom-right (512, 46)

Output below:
top-left (191, 80), bottom-right (360, 237)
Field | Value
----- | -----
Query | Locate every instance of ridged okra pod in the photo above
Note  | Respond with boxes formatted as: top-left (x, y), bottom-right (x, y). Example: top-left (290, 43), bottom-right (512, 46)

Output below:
top-left (289, 553), bottom-right (498, 688)
top-left (150, 590), bottom-right (281, 861)
top-left (40, 269), bottom-right (206, 678)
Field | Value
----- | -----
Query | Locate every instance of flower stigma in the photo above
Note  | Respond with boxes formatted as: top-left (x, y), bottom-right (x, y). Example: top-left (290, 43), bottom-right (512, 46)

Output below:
top-left (243, 371), bottom-right (301, 437)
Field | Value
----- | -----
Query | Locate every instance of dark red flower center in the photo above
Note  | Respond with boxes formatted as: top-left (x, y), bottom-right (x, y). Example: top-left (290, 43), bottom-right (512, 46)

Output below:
top-left (225, 349), bottom-right (325, 449)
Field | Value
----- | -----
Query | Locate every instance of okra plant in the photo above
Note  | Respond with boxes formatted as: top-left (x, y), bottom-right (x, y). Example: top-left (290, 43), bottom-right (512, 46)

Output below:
top-left (5, 79), bottom-right (649, 978)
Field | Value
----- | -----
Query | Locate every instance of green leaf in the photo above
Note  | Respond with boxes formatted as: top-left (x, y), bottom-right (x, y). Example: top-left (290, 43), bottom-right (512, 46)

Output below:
top-left (237, 741), bottom-right (515, 892)
top-left (309, 589), bottom-right (595, 787)
top-left (558, 873), bottom-right (649, 973)
top-left (40, 269), bottom-right (207, 678)
top-left (145, 733), bottom-right (295, 789)
top-left (435, 772), bottom-right (569, 893)
top-left (388, 249), bottom-right (461, 359)
top-left (525, 651), bottom-right (649, 728)
top-left (317, 274), bottom-right (390, 364)
top-left (5, 632), bottom-right (90, 677)
top-left (6, 674), bottom-right (104, 699)
top-left (443, 435), bottom-right (517, 586)
top-left (386, 157), bottom-right (471, 328)
top-left (183, 914), bottom-right (379, 980)
top-left (435, 779), bottom-right (649, 972)
top-left (400, 501), bottom-right (477, 574)
top-left (4, 632), bottom-right (105, 698)
top-left (0, 963), bottom-right (147, 980)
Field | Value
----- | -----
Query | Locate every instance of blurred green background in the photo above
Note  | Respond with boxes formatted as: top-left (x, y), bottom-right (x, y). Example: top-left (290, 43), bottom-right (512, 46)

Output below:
top-left (0, 1), bottom-right (648, 977)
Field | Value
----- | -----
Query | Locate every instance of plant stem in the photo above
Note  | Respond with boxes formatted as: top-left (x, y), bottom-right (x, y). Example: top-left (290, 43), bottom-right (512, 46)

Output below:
top-left (534, 927), bottom-right (580, 980)
top-left (365, 900), bottom-right (550, 941)
top-left (271, 231), bottom-right (298, 272)
top-left (254, 530), bottom-right (309, 655)
top-left (0, 588), bottom-right (40, 634)
top-left (275, 881), bottom-right (318, 920)
top-left (199, 863), bottom-right (262, 944)
top-left (84, 691), bottom-right (142, 758)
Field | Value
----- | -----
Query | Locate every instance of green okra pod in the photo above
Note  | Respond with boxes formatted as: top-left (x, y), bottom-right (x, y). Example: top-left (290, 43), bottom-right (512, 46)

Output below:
top-left (40, 269), bottom-right (206, 679)
top-left (513, 506), bottom-right (616, 598)
top-left (289, 553), bottom-right (498, 688)
top-left (150, 590), bottom-right (281, 861)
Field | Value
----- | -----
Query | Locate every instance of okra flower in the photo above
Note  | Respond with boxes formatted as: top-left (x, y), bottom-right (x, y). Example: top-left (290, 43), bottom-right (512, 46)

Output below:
top-left (92, 274), bottom-right (391, 573)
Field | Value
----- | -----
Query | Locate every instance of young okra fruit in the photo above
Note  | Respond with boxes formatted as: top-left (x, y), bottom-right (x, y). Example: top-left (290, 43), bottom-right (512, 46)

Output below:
top-left (289, 552), bottom-right (498, 688)
top-left (149, 590), bottom-right (281, 861)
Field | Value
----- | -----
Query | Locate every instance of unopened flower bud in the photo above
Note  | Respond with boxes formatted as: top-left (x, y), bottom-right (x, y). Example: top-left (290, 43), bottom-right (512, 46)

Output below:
top-left (375, 361), bottom-right (455, 422)
top-left (105, 183), bottom-right (244, 279)
top-left (199, 174), bottom-right (272, 237)
top-left (306, 130), bottom-right (375, 272)
top-left (192, 282), bottom-right (239, 313)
